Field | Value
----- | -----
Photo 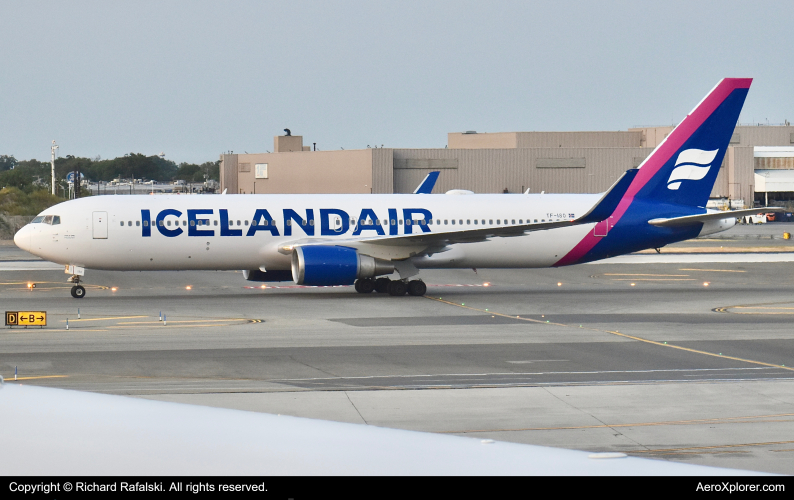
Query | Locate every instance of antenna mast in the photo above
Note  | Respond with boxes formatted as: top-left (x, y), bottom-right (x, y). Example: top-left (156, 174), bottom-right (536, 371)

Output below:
top-left (51, 140), bottom-right (59, 196)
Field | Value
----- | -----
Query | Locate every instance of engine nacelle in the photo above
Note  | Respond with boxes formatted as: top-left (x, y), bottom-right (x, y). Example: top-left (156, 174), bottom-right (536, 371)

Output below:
top-left (291, 246), bottom-right (394, 286)
top-left (242, 269), bottom-right (294, 282)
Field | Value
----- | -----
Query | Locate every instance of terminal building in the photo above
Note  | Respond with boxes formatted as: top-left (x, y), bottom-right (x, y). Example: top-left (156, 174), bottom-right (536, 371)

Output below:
top-left (220, 124), bottom-right (794, 208)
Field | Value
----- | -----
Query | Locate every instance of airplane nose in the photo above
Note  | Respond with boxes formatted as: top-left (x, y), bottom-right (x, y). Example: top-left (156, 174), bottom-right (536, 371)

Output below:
top-left (13, 225), bottom-right (31, 253)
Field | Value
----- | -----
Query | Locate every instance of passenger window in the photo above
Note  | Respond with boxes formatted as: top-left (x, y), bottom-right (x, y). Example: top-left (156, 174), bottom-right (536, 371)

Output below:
top-left (512, 219), bottom-right (515, 224)
top-left (451, 220), bottom-right (455, 225)
top-left (144, 220), bottom-right (149, 227)
top-left (245, 220), bottom-right (249, 225)
top-left (459, 220), bottom-right (463, 225)
top-left (399, 220), bottom-right (403, 225)
top-left (519, 219), bottom-right (523, 224)
top-left (262, 220), bottom-right (268, 226)
top-left (310, 220), bottom-right (315, 226)
top-left (190, 220), bottom-right (195, 226)
top-left (158, 220), bottom-right (164, 227)
top-left (489, 220), bottom-right (493, 224)
top-left (391, 219), bottom-right (396, 225)
top-left (120, 221), bottom-right (124, 227)
top-left (534, 219), bottom-right (538, 223)
top-left (444, 220), bottom-right (448, 225)
top-left (286, 220), bottom-right (292, 226)
top-left (496, 220), bottom-right (500, 224)
top-left (252, 220), bottom-right (258, 226)
top-left (420, 220), bottom-right (425, 226)
top-left (167, 221), bottom-right (171, 226)
top-left (128, 221), bottom-right (132, 226)
top-left (214, 220), bottom-right (218, 226)
top-left (474, 220), bottom-right (478, 225)
top-left (52, 216), bottom-right (61, 225)
top-left (236, 220), bottom-right (241, 226)
top-left (406, 219), bottom-right (411, 225)
top-left (183, 220), bottom-right (187, 226)
top-left (136, 221), bottom-right (140, 227)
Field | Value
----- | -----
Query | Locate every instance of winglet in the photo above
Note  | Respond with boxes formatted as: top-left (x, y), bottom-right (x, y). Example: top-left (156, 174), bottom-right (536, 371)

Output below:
top-left (577, 169), bottom-right (639, 224)
top-left (413, 171), bottom-right (440, 194)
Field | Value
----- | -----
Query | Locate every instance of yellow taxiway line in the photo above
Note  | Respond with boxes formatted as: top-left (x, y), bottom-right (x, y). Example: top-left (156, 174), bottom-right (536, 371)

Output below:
top-left (440, 413), bottom-right (794, 434)
top-left (425, 296), bottom-right (794, 373)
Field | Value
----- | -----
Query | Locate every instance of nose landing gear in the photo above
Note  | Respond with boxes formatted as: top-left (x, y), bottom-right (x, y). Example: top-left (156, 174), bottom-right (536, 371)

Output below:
top-left (68, 275), bottom-right (86, 299)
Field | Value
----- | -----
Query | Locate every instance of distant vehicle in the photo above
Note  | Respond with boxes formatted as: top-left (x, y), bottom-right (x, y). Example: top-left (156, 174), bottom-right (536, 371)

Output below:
top-left (13, 78), bottom-right (784, 299)
top-left (747, 214), bottom-right (768, 224)
top-left (173, 180), bottom-right (186, 186)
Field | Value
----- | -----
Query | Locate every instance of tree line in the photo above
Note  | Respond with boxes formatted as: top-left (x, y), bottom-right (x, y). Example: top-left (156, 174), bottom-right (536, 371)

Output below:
top-left (0, 153), bottom-right (220, 193)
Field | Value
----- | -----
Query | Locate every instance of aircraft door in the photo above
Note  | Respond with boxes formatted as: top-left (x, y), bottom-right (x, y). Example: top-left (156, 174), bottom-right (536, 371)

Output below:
top-left (330, 214), bottom-right (343, 232)
top-left (593, 216), bottom-right (613, 237)
top-left (92, 211), bottom-right (108, 239)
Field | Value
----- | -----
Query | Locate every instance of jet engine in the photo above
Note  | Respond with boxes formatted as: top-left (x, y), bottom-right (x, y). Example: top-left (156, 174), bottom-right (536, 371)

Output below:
top-left (291, 246), bottom-right (394, 286)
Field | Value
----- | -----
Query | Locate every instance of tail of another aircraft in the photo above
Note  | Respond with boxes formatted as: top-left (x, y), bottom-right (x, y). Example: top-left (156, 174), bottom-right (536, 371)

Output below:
top-left (556, 78), bottom-right (753, 266)
top-left (629, 78), bottom-right (751, 208)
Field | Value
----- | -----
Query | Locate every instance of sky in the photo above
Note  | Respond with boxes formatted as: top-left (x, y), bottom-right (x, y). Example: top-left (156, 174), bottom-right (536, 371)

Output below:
top-left (2, 0), bottom-right (793, 164)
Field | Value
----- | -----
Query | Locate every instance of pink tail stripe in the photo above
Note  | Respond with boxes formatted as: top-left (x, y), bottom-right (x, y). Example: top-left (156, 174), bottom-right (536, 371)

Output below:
top-left (555, 78), bottom-right (752, 267)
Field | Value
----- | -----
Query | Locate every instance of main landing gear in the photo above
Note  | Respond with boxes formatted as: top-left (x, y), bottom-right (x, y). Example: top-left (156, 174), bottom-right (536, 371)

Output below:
top-left (355, 278), bottom-right (427, 296)
top-left (68, 275), bottom-right (86, 299)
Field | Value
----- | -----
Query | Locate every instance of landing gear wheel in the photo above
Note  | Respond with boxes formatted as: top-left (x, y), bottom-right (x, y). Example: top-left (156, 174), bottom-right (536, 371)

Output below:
top-left (407, 280), bottom-right (427, 296)
top-left (71, 285), bottom-right (86, 299)
top-left (354, 278), bottom-right (375, 293)
top-left (374, 277), bottom-right (391, 293)
top-left (387, 280), bottom-right (407, 296)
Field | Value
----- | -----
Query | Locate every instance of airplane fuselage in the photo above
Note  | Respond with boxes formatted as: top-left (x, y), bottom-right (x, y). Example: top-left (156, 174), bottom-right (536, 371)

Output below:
top-left (14, 192), bottom-right (733, 274)
top-left (16, 193), bottom-right (614, 271)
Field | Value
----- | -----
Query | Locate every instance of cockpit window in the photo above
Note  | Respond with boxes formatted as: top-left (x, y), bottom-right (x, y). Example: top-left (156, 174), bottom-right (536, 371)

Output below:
top-left (31, 215), bottom-right (61, 225)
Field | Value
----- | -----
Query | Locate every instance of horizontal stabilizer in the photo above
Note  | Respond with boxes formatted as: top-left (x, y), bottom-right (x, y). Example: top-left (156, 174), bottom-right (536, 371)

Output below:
top-left (577, 168), bottom-right (638, 224)
top-left (413, 171), bottom-right (440, 194)
top-left (648, 207), bottom-right (785, 227)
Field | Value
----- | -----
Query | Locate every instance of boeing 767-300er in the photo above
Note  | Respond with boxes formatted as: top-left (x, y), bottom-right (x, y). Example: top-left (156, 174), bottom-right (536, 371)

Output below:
top-left (14, 78), bottom-right (781, 298)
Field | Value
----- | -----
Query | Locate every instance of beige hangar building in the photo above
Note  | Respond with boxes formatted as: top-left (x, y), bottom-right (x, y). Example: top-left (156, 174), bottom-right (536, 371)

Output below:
top-left (220, 125), bottom-right (794, 207)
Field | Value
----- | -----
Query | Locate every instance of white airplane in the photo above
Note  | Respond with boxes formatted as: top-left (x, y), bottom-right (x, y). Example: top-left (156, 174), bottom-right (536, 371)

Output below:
top-left (14, 78), bottom-right (780, 298)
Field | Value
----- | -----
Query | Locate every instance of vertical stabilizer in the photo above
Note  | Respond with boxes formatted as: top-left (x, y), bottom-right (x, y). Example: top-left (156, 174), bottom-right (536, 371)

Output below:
top-left (631, 78), bottom-right (751, 208)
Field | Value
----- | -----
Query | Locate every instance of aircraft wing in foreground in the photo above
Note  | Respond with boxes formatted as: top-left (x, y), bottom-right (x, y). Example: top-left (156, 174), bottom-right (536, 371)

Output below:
top-left (0, 381), bottom-right (765, 476)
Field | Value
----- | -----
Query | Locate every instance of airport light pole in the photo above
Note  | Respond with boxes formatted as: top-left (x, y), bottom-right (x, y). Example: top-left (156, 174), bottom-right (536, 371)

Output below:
top-left (51, 140), bottom-right (59, 196)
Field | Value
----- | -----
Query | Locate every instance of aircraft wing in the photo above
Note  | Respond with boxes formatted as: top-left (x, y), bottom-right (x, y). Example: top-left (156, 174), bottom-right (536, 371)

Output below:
top-left (281, 168), bottom-right (638, 259)
top-left (0, 382), bottom-right (761, 475)
top-left (648, 207), bottom-right (785, 227)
